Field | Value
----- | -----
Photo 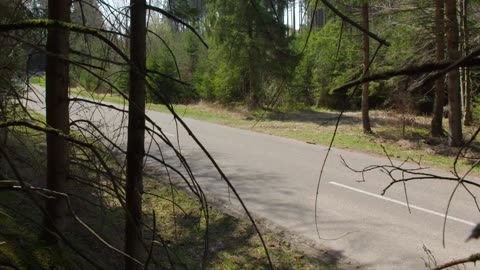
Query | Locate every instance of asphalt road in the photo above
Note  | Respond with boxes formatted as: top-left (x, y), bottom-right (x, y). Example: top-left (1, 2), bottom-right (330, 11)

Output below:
top-left (27, 86), bottom-right (480, 269)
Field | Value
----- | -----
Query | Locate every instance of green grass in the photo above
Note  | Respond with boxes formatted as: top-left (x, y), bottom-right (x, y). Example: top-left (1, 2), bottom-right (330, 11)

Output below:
top-left (29, 76), bottom-right (46, 87)
top-left (69, 87), bottom-right (234, 122)
top-left (0, 193), bottom-right (75, 270)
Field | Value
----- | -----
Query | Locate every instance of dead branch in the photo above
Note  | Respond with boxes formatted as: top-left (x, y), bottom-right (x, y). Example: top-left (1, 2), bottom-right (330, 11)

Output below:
top-left (320, 0), bottom-right (390, 46)
top-left (332, 58), bottom-right (480, 93)
top-left (431, 253), bottom-right (480, 270)
top-left (145, 5), bottom-right (208, 49)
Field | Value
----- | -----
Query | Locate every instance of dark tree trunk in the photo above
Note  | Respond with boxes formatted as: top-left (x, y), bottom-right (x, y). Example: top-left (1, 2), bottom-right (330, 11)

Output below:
top-left (462, 0), bottom-right (473, 126)
top-left (125, 0), bottom-right (147, 268)
top-left (246, 15), bottom-right (259, 109)
top-left (43, 0), bottom-right (70, 243)
top-left (292, 0), bottom-right (295, 31)
top-left (361, 2), bottom-right (372, 133)
top-left (445, 0), bottom-right (463, 146)
top-left (278, 0), bottom-right (285, 24)
top-left (431, 0), bottom-right (445, 136)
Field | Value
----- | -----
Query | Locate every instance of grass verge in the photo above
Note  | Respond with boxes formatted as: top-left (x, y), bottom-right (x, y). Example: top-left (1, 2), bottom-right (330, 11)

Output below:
top-left (68, 86), bottom-right (480, 174)
top-left (29, 76), bottom-right (46, 87)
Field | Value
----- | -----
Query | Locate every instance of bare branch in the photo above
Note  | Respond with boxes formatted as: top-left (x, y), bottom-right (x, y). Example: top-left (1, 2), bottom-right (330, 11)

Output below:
top-left (145, 5), bottom-right (208, 49)
top-left (332, 58), bottom-right (480, 93)
top-left (431, 253), bottom-right (480, 270)
top-left (320, 0), bottom-right (390, 46)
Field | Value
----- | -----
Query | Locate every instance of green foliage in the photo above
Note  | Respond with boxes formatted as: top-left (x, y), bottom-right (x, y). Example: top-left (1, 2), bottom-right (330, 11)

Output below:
top-left (194, 0), bottom-right (293, 108)
top-left (114, 69), bottom-right (129, 94)
top-left (0, 1), bottom-right (32, 120)
top-left (167, 0), bottom-right (203, 22)
top-left (371, 0), bottom-right (437, 112)
top-left (288, 21), bottom-right (360, 109)
top-left (194, 42), bottom-right (247, 103)
top-left (62, 0), bottom-right (478, 116)
top-left (29, 76), bottom-right (46, 87)
top-left (140, 0), bottom-right (452, 113)
top-left (147, 51), bottom-right (197, 103)
top-left (70, 21), bottom-right (111, 93)
top-left (285, 1), bottom-right (440, 111)
top-left (146, 21), bottom-right (201, 103)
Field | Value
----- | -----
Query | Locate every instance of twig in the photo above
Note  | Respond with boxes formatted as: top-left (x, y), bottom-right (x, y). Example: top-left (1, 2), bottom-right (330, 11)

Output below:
top-left (319, 0), bottom-right (390, 46)
top-left (431, 253), bottom-right (480, 270)
top-left (146, 5), bottom-right (208, 49)
top-left (144, 210), bottom-right (156, 269)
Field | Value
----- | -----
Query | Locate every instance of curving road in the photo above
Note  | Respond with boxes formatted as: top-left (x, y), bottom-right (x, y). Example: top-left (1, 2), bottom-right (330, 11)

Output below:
top-left (28, 85), bottom-right (480, 270)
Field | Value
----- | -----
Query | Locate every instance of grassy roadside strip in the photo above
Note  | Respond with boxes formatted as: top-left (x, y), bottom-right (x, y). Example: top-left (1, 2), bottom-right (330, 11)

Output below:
top-left (29, 76), bottom-right (45, 87)
top-left (68, 86), bottom-right (480, 174)
top-left (1, 108), bottom-right (348, 269)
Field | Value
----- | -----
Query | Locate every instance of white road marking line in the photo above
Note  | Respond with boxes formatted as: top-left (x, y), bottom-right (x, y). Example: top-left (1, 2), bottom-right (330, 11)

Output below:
top-left (164, 132), bottom-right (174, 137)
top-left (329, 181), bottom-right (476, 226)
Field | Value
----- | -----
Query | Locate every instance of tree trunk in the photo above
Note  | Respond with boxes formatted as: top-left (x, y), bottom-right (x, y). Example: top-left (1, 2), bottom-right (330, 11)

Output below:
top-left (125, 0), bottom-right (146, 268)
top-left (459, 0), bottom-right (465, 113)
top-left (431, 0), bottom-right (446, 136)
top-left (292, 0), bottom-right (296, 32)
top-left (445, 0), bottom-right (463, 146)
top-left (464, 67), bottom-right (472, 125)
top-left (278, 0), bottom-right (285, 24)
top-left (361, 2), bottom-right (372, 133)
top-left (246, 15), bottom-right (259, 109)
top-left (286, 0), bottom-right (289, 34)
top-left (43, 0), bottom-right (70, 243)
top-left (462, 0), bottom-right (473, 126)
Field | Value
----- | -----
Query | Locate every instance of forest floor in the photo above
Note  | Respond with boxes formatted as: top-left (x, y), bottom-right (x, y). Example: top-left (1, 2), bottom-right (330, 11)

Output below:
top-left (0, 112), bottom-right (350, 269)
top-left (70, 87), bottom-right (480, 174)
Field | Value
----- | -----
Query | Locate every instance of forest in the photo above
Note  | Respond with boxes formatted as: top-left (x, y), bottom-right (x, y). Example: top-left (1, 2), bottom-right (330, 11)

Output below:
top-left (2, 0), bottom-right (480, 269)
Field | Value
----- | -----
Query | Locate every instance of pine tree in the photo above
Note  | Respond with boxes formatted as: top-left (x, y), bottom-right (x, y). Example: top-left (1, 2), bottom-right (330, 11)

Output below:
top-left (431, 0), bottom-right (445, 136)
top-left (43, 0), bottom-right (71, 242)
top-left (361, 1), bottom-right (372, 133)
top-left (445, 0), bottom-right (463, 146)
top-left (199, 0), bottom-right (290, 107)
top-left (125, 0), bottom-right (147, 268)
